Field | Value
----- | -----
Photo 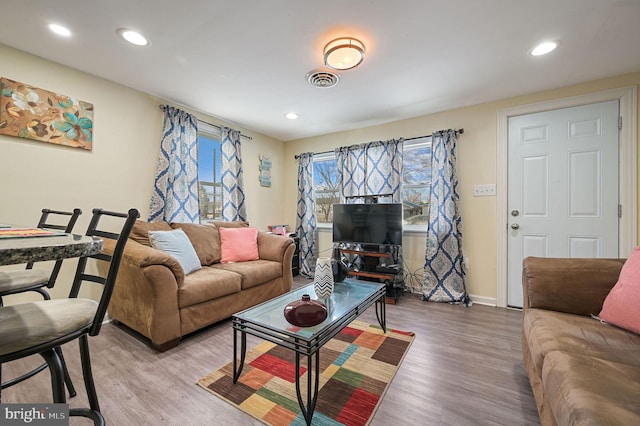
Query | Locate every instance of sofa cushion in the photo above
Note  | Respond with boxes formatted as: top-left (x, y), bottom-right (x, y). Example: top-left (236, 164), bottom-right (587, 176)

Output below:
top-left (211, 220), bottom-right (249, 229)
top-left (542, 351), bottom-right (640, 425)
top-left (148, 229), bottom-right (202, 275)
top-left (522, 257), bottom-right (625, 315)
top-left (213, 260), bottom-right (282, 290)
top-left (599, 246), bottom-right (640, 334)
top-left (129, 220), bottom-right (172, 247)
top-left (178, 266), bottom-right (241, 308)
top-left (220, 227), bottom-right (259, 263)
top-left (171, 222), bottom-right (221, 265)
top-left (523, 309), bottom-right (640, 379)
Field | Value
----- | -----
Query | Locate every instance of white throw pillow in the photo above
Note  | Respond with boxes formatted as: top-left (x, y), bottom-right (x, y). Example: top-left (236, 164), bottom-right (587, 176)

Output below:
top-left (148, 228), bottom-right (201, 275)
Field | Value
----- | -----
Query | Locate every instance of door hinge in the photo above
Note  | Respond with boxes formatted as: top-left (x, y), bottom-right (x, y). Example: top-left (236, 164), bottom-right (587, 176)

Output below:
top-left (619, 204), bottom-right (622, 218)
top-left (619, 116), bottom-right (623, 130)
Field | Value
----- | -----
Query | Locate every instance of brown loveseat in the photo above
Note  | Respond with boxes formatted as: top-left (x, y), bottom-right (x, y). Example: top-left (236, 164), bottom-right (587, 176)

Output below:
top-left (102, 220), bottom-right (295, 351)
top-left (521, 257), bottom-right (640, 425)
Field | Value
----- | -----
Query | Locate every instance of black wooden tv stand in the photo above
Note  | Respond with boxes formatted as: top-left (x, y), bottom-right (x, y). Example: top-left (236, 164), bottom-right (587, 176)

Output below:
top-left (338, 245), bottom-right (403, 304)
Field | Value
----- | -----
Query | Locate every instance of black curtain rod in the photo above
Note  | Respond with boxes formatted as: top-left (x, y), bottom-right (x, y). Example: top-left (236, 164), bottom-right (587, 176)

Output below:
top-left (197, 119), bottom-right (253, 141)
top-left (158, 105), bottom-right (252, 140)
top-left (405, 127), bottom-right (464, 141)
top-left (294, 128), bottom-right (464, 159)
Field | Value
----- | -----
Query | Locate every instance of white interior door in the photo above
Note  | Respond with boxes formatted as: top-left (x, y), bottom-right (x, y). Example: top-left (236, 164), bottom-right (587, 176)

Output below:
top-left (507, 100), bottom-right (620, 307)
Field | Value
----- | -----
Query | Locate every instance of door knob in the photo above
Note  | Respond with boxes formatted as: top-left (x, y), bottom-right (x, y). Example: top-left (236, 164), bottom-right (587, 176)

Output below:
top-left (511, 223), bottom-right (520, 230)
top-left (511, 210), bottom-right (520, 217)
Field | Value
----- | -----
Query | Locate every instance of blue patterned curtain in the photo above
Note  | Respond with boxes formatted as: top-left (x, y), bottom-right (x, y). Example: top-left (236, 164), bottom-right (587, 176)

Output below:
top-left (220, 127), bottom-right (247, 222)
top-left (423, 130), bottom-right (469, 304)
top-left (149, 105), bottom-right (199, 223)
top-left (295, 153), bottom-right (317, 277)
top-left (365, 140), bottom-right (403, 202)
top-left (336, 145), bottom-right (366, 202)
top-left (335, 139), bottom-right (403, 202)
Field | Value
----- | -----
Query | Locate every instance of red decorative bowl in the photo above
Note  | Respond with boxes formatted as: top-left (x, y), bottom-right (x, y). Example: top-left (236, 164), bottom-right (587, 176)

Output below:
top-left (283, 294), bottom-right (328, 327)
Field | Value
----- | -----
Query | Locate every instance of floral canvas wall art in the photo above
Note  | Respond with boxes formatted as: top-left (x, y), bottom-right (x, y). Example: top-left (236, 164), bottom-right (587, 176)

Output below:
top-left (0, 77), bottom-right (93, 150)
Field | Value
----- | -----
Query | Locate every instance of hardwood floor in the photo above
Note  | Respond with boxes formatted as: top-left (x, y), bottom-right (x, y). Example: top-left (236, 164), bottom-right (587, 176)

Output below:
top-left (2, 277), bottom-right (540, 425)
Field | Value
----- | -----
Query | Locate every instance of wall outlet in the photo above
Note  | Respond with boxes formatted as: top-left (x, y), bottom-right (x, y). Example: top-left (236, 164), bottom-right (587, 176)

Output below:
top-left (473, 184), bottom-right (496, 197)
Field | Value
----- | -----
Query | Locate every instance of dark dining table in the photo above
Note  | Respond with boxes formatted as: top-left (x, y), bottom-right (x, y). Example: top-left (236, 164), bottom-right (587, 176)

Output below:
top-left (0, 231), bottom-right (103, 266)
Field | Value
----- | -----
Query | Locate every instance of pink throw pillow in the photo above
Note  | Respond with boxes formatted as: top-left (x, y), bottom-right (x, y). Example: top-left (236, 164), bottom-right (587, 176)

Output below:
top-left (219, 227), bottom-right (259, 263)
top-left (598, 247), bottom-right (640, 334)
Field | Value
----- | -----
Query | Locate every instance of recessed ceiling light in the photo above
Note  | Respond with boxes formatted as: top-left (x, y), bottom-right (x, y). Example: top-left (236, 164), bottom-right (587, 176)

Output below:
top-left (49, 24), bottom-right (71, 37)
top-left (530, 41), bottom-right (558, 56)
top-left (285, 112), bottom-right (299, 120)
top-left (117, 28), bottom-right (150, 46)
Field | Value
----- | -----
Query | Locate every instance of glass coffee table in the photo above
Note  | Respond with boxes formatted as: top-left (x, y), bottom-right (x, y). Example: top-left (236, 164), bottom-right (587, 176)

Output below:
top-left (232, 278), bottom-right (386, 425)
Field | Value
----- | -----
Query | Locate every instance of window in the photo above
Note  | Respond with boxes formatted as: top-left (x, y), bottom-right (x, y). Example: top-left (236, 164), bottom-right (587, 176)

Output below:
top-left (197, 127), bottom-right (222, 223)
top-left (311, 138), bottom-right (432, 227)
top-left (313, 152), bottom-right (340, 223)
top-left (402, 139), bottom-right (431, 226)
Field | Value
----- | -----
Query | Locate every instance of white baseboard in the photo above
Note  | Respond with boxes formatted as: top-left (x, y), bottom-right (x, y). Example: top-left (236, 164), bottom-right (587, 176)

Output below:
top-left (469, 294), bottom-right (497, 306)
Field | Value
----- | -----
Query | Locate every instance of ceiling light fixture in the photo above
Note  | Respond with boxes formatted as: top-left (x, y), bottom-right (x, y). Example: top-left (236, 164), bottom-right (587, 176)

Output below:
top-left (48, 24), bottom-right (71, 37)
top-left (285, 112), bottom-right (299, 120)
top-left (323, 37), bottom-right (365, 70)
top-left (118, 28), bottom-right (150, 46)
top-left (530, 41), bottom-right (558, 56)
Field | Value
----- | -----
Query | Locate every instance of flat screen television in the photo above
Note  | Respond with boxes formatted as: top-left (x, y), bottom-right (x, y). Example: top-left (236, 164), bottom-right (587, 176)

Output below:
top-left (332, 203), bottom-right (403, 246)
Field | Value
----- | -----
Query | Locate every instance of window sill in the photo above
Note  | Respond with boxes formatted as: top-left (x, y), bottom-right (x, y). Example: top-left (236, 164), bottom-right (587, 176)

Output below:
top-left (317, 223), bottom-right (332, 231)
top-left (403, 225), bottom-right (428, 236)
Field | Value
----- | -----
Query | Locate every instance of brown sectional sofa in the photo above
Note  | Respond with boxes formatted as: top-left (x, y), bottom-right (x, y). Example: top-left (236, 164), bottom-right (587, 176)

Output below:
top-left (521, 257), bottom-right (640, 425)
top-left (102, 220), bottom-right (295, 351)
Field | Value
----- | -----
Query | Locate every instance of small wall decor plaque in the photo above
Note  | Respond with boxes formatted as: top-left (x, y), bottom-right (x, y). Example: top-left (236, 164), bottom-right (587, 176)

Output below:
top-left (259, 154), bottom-right (272, 187)
top-left (0, 77), bottom-right (94, 150)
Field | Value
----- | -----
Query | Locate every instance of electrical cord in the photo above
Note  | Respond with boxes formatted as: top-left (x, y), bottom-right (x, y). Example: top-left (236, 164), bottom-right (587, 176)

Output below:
top-left (400, 257), bottom-right (424, 294)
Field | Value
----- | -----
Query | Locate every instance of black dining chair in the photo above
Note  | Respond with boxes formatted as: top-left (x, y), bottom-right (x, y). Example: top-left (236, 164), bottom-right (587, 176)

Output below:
top-left (0, 208), bottom-right (139, 425)
top-left (0, 208), bottom-right (82, 396)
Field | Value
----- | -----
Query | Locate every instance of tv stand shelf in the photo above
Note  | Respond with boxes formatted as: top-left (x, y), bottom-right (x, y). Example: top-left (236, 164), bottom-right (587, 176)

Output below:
top-left (349, 270), bottom-right (395, 281)
top-left (338, 246), bottom-right (403, 304)
top-left (339, 249), bottom-right (388, 258)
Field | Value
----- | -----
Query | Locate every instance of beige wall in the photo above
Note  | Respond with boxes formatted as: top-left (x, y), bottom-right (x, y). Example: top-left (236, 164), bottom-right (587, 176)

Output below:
top-left (2, 41), bottom-right (638, 305)
top-left (283, 72), bottom-right (640, 304)
top-left (0, 44), bottom-right (287, 304)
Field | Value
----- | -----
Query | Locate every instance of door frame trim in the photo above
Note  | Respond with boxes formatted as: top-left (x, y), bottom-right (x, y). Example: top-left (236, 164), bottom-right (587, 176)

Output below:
top-left (496, 86), bottom-right (638, 308)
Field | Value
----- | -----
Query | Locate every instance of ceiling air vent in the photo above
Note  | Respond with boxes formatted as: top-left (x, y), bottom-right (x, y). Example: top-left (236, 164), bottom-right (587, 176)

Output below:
top-left (306, 69), bottom-right (340, 88)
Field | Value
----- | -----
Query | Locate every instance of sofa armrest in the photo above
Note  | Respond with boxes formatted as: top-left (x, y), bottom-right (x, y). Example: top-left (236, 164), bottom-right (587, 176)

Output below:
top-left (257, 232), bottom-right (294, 262)
top-left (103, 238), bottom-right (183, 348)
top-left (102, 238), bottom-right (185, 286)
top-left (522, 256), bottom-right (624, 316)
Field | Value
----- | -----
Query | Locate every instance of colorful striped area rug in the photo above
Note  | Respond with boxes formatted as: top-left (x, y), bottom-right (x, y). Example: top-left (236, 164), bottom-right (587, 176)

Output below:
top-left (197, 320), bottom-right (414, 426)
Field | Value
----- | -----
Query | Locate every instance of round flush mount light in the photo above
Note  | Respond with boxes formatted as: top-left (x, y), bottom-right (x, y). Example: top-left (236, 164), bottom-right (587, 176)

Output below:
top-left (117, 28), bottom-right (150, 46)
top-left (48, 24), bottom-right (71, 37)
top-left (324, 37), bottom-right (365, 70)
top-left (530, 41), bottom-right (558, 56)
top-left (285, 112), bottom-right (299, 120)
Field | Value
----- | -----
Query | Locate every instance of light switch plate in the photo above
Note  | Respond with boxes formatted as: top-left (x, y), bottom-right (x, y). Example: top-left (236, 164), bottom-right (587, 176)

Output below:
top-left (473, 184), bottom-right (496, 197)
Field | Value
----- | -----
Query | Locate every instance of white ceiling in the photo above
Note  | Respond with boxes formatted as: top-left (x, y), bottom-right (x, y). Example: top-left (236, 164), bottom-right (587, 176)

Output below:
top-left (1, 0), bottom-right (639, 141)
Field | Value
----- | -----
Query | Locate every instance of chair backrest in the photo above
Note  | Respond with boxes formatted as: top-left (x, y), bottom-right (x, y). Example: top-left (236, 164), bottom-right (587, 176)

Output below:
top-left (28, 208), bottom-right (83, 287)
top-left (68, 208), bottom-right (139, 336)
top-left (36, 208), bottom-right (83, 233)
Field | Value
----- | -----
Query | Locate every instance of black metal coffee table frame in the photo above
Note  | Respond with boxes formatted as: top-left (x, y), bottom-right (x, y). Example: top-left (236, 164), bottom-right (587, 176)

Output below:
top-left (232, 280), bottom-right (386, 425)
